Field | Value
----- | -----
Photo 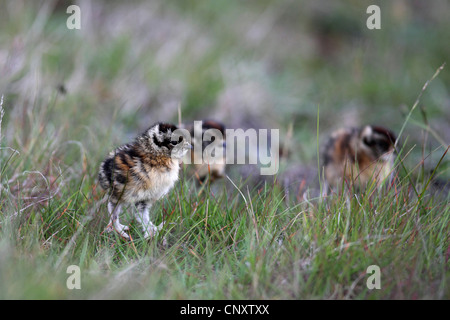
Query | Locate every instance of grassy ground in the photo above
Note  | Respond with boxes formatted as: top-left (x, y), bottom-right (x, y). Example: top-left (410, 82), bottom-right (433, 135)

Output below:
top-left (0, 0), bottom-right (449, 299)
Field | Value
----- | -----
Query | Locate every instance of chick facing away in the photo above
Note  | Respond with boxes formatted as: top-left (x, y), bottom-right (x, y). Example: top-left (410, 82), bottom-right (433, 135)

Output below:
top-left (322, 125), bottom-right (397, 192)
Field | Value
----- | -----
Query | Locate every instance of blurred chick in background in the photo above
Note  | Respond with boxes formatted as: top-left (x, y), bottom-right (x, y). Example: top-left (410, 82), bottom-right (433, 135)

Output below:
top-left (182, 120), bottom-right (227, 183)
top-left (322, 125), bottom-right (397, 193)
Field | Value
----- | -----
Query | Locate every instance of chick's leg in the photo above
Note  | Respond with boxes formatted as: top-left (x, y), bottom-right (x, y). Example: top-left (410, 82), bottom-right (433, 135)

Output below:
top-left (135, 201), bottom-right (164, 239)
top-left (107, 202), bottom-right (129, 239)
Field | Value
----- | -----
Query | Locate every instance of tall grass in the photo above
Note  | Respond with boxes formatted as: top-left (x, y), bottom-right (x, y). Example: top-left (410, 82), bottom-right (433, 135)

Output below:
top-left (0, 83), bottom-right (447, 299)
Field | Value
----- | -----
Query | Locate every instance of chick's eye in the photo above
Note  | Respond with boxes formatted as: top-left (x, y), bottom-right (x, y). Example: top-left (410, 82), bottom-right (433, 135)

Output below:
top-left (378, 140), bottom-right (389, 151)
top-left (363, 137), bottom-right (375, 146)
top-left (170, 136), bottom-right (183, 145)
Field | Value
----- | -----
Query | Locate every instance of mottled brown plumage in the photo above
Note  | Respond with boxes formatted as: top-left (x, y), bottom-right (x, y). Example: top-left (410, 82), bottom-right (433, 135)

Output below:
top-left (98, 122), bottom-right (191, 239)
top-left (322, 125), bottom-right (396, 193)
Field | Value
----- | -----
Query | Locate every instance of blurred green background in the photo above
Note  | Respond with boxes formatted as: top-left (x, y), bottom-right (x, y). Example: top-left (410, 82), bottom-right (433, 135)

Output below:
top-left (1, 0), bottom-right (448, 169)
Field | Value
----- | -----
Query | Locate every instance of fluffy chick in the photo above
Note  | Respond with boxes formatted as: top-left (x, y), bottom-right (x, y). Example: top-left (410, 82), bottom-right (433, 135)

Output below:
top-left (98, 122), bottom-right (191, 239)
top-left (183, 120), bottom-right (227, 183)
top-left (322, 125), bottom-right (397, 192)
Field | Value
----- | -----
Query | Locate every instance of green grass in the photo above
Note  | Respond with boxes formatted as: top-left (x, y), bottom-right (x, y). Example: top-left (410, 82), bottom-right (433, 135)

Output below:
top-left (0, 0), bottom-right (449, 299)
top-left (0, 163), bottom-right (448, 299)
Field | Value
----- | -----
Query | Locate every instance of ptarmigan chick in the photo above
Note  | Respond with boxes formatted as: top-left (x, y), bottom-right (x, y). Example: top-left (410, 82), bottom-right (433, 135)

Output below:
top-left (183, 120), bottom-right (227, 183)
top-left (98, 122), bottom-right (191, 239)
top-left (322, 125), bottom-right (396, 192)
